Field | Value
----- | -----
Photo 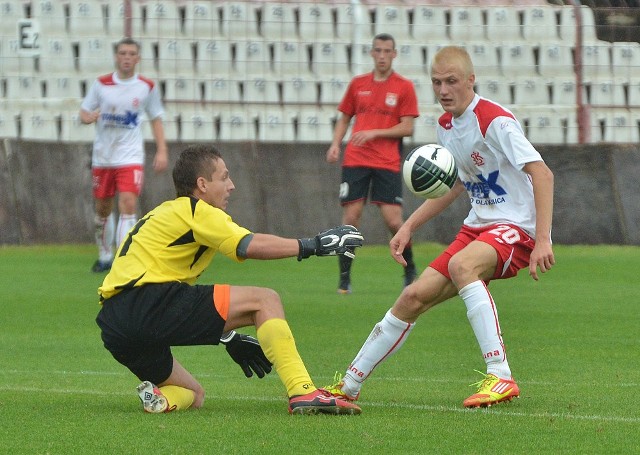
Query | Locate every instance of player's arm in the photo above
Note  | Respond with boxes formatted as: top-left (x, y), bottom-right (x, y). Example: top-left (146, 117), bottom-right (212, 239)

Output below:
top-left (150, 116), bottom-right (169, 173)
top-left (390, 182), bottom-right (465, 265)
top-left (79, 109), bottom-right (100, 124)
top-left (524, 160), bottom-right (555, 280)
top-left (327, 113), bottom-right (352, 163)
top-left (350, 115), bottom-right (415, 146)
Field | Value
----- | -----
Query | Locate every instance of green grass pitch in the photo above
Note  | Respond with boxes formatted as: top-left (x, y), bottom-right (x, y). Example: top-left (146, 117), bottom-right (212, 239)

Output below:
top-left (0, 243), bottom-right (638, 454)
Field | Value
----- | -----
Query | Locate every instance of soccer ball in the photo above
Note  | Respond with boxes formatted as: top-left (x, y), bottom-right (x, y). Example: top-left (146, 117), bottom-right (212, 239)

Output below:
top-left (402, 144), bottom-right (458, 199)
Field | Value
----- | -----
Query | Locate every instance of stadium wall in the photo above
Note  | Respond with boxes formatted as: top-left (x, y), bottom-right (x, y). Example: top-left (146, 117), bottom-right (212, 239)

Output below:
top-left (0, 139), bottom-right (639, 246)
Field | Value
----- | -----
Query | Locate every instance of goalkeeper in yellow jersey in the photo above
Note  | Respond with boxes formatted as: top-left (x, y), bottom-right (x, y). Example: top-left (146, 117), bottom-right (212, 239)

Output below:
top-left (96, 144), bottom-right (363, 415)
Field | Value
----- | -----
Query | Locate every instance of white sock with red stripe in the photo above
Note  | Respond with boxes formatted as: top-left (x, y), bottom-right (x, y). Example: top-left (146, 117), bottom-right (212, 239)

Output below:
top-left (95, 213), bottom-right (115, 263)
top-left (460, 281), bottom-right (512, 379)
top-left (341, 309), bottom-right (414, 398)
top-left (116, 213), bottom-right (137, 249)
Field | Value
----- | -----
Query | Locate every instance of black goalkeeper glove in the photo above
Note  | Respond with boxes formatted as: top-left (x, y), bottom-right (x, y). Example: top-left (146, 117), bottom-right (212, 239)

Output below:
top-left (220, 331), bottom-right (272, 379)
top-left (297, 224), bottom-right (364, 261)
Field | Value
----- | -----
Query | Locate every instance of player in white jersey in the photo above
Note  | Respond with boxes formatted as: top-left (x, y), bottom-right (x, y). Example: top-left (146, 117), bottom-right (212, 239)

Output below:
top-left (80, 37), bottom-right (168, 273)
top-left (325, 46), bottom-right (555, 408)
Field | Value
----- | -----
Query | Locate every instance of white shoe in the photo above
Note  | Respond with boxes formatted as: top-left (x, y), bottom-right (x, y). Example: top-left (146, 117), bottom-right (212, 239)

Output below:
top-left (136, 381), bottom-right (169, 413)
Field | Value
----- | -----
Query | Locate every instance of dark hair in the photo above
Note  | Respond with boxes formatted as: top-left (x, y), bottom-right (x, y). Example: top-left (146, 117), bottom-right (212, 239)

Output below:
top-left (373, 33), bottom-right (395, 49)
top-left (173, 145), bottom-right (222, 197)
top-left (114, 37), bottom-right (141, 54)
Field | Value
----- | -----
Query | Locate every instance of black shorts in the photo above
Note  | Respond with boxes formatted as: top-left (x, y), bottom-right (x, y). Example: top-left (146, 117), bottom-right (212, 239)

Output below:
top-left (95, 282), bottom-right (226, 384)
top-left (339, 167), bottom-right (403, 206)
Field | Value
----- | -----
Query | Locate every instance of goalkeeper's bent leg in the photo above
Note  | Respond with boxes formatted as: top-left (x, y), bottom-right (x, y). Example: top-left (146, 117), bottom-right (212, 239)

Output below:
top-left (158, 385), bottom-right (195, 411)
top-left (256, 318), bottom-right (316, 397)
top-left (341, 309), bottom-right (415, 398)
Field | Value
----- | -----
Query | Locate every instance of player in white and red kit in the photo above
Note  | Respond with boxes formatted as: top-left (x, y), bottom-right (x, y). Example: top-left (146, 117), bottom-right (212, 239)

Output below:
top-left (80, 37), bottom-right (168, 273)
top-left (326, 33), bottom-right (419, 293)
top-left (326, 46), bottom-right (555, 408)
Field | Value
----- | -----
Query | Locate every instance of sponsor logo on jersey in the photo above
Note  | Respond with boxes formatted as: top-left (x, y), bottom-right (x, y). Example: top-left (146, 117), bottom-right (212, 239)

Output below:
top-left (385, 92), bottom-right (398, 107)
top-left (101, 110), bottom-right (139, 128)
top-left (463, 170), bottom-right (507, 205)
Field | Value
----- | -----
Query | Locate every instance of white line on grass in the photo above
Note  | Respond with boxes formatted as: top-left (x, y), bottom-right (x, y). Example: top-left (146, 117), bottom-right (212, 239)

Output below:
top-left (1, 384), bottom-right (638, 424)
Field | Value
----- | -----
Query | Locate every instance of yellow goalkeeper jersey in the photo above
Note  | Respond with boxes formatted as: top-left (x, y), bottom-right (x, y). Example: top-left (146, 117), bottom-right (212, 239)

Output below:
top-left (99, 196), bottom-right (251, 301)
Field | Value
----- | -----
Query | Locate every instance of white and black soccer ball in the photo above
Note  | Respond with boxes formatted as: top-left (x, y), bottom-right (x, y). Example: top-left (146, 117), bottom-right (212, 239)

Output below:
top-left (403, 144), bottom-right (458, 199)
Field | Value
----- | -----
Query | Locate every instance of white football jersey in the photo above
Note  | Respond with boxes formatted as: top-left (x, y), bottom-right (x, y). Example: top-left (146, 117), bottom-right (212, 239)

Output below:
top-left (81, 72), bottom-right (164, 167)
top-left (437, 94), bottom-right (543, 237)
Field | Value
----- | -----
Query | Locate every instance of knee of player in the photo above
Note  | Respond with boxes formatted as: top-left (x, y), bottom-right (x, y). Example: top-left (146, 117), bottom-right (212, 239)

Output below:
top-left (447, 254), bottom-right (474, 284)
top-left (259, 288), bottom-right (285, 313)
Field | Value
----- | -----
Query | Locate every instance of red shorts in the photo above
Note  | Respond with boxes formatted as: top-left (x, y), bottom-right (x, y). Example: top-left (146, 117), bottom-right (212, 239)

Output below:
top-left (430, 224), bottom-right (535, 281)
top-left (92, 165), bottom-right (144, 199)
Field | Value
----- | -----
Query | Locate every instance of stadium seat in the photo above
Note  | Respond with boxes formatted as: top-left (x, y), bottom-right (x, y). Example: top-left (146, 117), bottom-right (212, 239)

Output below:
top-left (520, 107), bottom-right (569, 145)
top-left (45, 75), bottom-right (85, 100)
top-left (475, 77), bottom-right (512, 106)
top-left (522, 5), bottom-right (561, 43)
top-left (0, 37), bottom-right (37, 75)
top-left (37, 38), bottom-right (78, 75)
top-left (449, 7), bottom-right (486, 42)
top-left (558, 5), bottom-right (599, 46)
top-left (311, 42), bottom-right (351, 80)
top-left (162, 76), bottom-right (200, 103)
top-left (589, 108), bottom-right (634, 143)
top-left (412, 6), bottom-right (449, 43)
top-left (628, 78), bottom-right (640, 108)
top-left (142, 109), bottom-right (179, 142)
top-left (351, 40), bottom-right (373, 77)
top-left (394, 43), bottom-right (427, 80)
top-left (538, 43), bottom-right (574, 78)
top-left (373, 4), bottom-right (412, 41)
top-left (296, 107), bottom-right (335, 142)
top-left (318, 76), bottom-right (351, 106)
top-left (412, 112), bottom-right (439, 144)
top-left (273, 41), bottom-right (313, 78)
top-left (258, 108), bottom-right (296, 142)
top-left (628, 108), bottom-right (640, 142)
top-left (184, 1), bottom-right (223, 39)
top-left (242, 76), bottom-right (280, 105)
top-left (410, 77), bottom-right (436, 106)
top-left (204, 76), bottom-right (242, 104)
top-left (220, 2), bottom-right (260, 39)
top-left (195, 39), bottom-right (233, 77)
top-left (234, 39), bottom-right (272, 77)
top-left (106, 0), bottom-right (126, 37)
top-left (611, 42), bottom-right (640, 82)
top-left (0, 0), bottom-right (28, 38)
top-left (334, 3), bottom-right (372, 42)
top-left (4, 75), bottom-right (42, 99)
top-left (550, 76), bottom-right (579, 106)
top-left (155, 38), bottom-right (195, 77)
top-left (298, 3), bottom-right (335, 42)
top-left (217, 106), bottom-right (256, 141)
top-left (30, 0), bottom-right (67, 38)
top-left (580, 42), bottom-right (612, 80)
top-left (59, 104), bottom-right (95, 142)
top-left (512, 77), bottom-right (551, 106)
top-left (142, 0), bottom-right (183, 37)
top-left (485, 6), bottom-right (523, 43)
top-left (20, 106), bottom-right (60, 141)
top-left (261, 3), bottom-right (298, 41)
top-left (0, 100), bottom-right (18, 139)
top-left (280, 76), bottom-right (319, 105)
top-left (465, 42), bottom-right (501, 78)
top-left (76, 37), bottom-right (114, 74)
top-left (500, 43), bottom-right (537, 79)
top-left (179, 107), bottom-right (216, 142)
top-left (588, 78), bottom-right (626, 107)
top-left (68, 0), bottom-right (107, 36)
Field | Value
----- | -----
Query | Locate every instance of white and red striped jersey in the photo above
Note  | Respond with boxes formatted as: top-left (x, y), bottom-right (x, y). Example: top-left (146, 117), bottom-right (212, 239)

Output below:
top-left (81, 72), bottom-right (164, 168)
top-left (437, 94), bottom-right (543, 238)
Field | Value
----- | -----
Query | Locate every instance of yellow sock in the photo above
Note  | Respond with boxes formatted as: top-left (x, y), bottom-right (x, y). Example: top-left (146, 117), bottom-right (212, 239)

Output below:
top-left (158, 385), bottom-right (195, 411)
top-left (256, 318), bottom-right (316, 397)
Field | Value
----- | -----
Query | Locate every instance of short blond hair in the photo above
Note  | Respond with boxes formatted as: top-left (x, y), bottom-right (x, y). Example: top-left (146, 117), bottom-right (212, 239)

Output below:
top-left (431, 46), bottom-right (474, 78)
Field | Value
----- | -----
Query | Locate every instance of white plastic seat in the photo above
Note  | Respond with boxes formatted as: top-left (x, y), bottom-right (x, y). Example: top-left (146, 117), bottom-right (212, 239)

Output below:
top-left (77, 37), bottom-right (114, 74)
top-left (195, 39), bottom-right (234, 77)
top-left (45, 75), bottom-right (85, 99)
top-left (298, 3), bottom-right (335, 42)
top-left (412, 112), bottom-right (439, 144)
top-left (156, 38), bottom-right (194, 76)
top-left (179, 107), bottom-right (215, 142)
top-left (20, 106), bottom-right (60, 141)
top-left (106, 1), bottom-right (126, 37)
top-left (162, 76), bottom-right (200, 102)
top-left (217, 106), bottom-right (256, 142)
top-left (500, 43), bottom-right (537, 79)
top-left (485, 6), bottom-right (522, 43)
top-left (311, 42), bottom-right (351, 80)
top-left (258, 108), bottom-right (296, 142)
top-left (0, 1), bottom-right (28, 37)
top-left (0, 37), bottom-right (37, 74)
top-left (411, 78), bottom-right (436, 107)
top-left (611, 42), bottom-right (640, 82)
top-left (589, 108), bottom-right (633, 143)
top-left (522, 5), bottom-right (560, 43)
top-left (559, 5), bottom-right (599, 46)
top-left (465, 42), bottom-right (501, 78)
top-left (512, 77), bottom-right (551, 106)
top-left (588, 78), bottom-right (626, 107)
top-left (273, 41), bottom-right (313, 78)
top-left (31, 0), bottom-right (67, 38)
top-left (538, 43), bottom-right (574, 78)
top-left (296, 108), bottom-right (335, 142)
top-left (281, 76), bottom-right (318, 105)
top-left (628, 78), bottom-right (640, 108)
top-left (351, 40), bottom-right (373, 77)
top-left (243, 76), bottom-right (280, 105)
top-left (550, 76), bottom-right (579, 106)
top-left (449, 7), bottom-right (486, 43)
top-left (141, 109), bottom-right (179, 142)
top-left (628, 108), bottom-right (640, 143)
top-left (0, 100), bottom-right (18, 138)
top-left (521, 107), bottom-right (568, 145)
top-left (319, 76), bottom-right (351, 106)
top-left (412, 6), bottom-right (448, 43)
top-left (59, 103), bottom-right (95, 142)
top-left (142, 0), bottom-right (182, 37)
top-left (475, 78), bottom-right (512, 106)
top-left (204, 76), bottom-right (242, 104)
top-left (334, 3), bottom-right (372, 42)
top-left (4, 75), bottom-right (42, 99)
top-left (220, 1), bottom-right (260, 39)
top-left (394, 43), bottom-right (427, 80)
top-left (234, 39), bottom-right (272, 77)
top-left (373, 4), bottom-right (411, 41)
top-left (184, 2), bottom-right (222, 39)
top-left (68, 0), bottom-right (107, 36)
top-left (580, 42), bottom-right (612, 80)
top-left (38, 38), bottom-right (78, 75)
top-left (261, 2), bottom-right (298, 41)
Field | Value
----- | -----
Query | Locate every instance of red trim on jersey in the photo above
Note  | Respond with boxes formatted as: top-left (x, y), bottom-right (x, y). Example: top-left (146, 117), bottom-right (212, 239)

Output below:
top-left (137, 75), bottom-right (155, 89)
top-left (97, 73), bottom-right (116, 85)
top-left (438, 112), bottom-right (453, 130)
top-left (473, 99), bottom-right (515, 137)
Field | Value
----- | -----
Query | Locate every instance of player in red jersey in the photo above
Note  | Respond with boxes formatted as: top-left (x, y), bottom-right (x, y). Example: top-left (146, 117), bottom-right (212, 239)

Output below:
top-left (326, 33), bottom-right (419, 294)
top-left (80, 38), bottom-right (168, 273)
